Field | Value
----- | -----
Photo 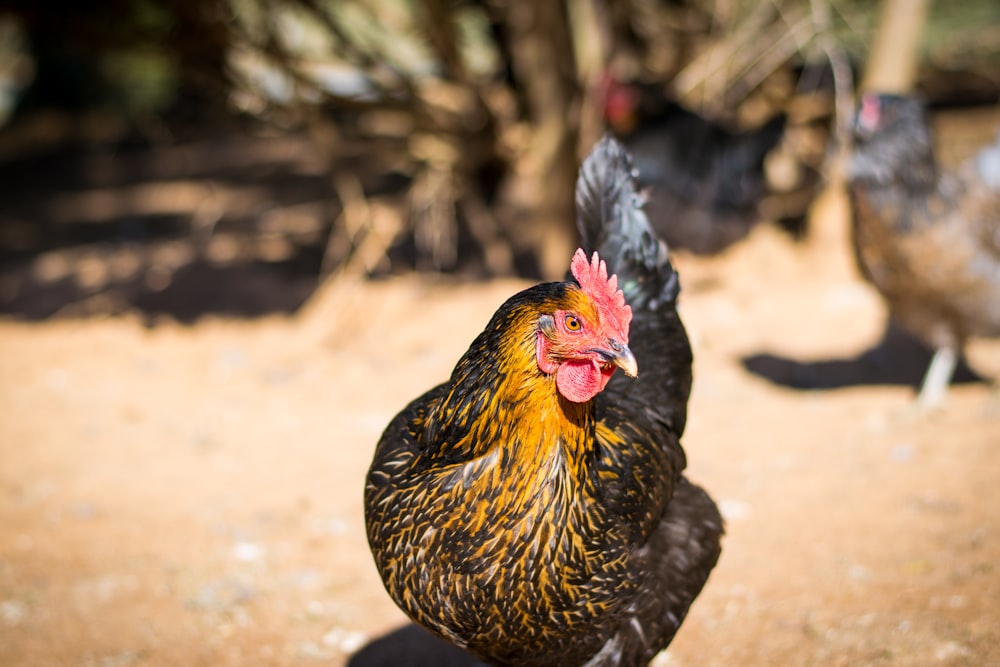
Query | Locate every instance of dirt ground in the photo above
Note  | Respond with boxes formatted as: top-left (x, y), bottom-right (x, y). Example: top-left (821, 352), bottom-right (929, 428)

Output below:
top-left (2, 115), bottom-right (1000, 666)
top-left (1, 219), bottom-right (998, 667)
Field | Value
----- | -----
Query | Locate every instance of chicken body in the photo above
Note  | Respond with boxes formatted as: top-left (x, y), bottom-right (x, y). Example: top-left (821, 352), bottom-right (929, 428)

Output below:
top-left (604, 79), bottom-right (786, 254)
top-left (365, 136), bottom-right (722, 666)
top-left (847, 93), bottom-right (1000, 407)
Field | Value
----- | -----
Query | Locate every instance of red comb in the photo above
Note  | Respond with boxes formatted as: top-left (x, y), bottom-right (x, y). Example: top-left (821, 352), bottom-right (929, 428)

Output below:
top-left (859, 95), bottom-right (881, 130)
top-left (570, 249), bottom-right (632, 340)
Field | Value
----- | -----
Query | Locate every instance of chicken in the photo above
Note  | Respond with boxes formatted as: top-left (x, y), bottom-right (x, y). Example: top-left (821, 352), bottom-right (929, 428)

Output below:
top-left (603, 78), bottom-right (787, 254)
top-left (364, 135), bottom-right (723, 667)
top-left (846, 92), bottom-right (1000, 408)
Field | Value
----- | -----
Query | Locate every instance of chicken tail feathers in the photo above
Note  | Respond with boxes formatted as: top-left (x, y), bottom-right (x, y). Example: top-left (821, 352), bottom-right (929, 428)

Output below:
top-left (575, 134), bottom-right (680, 312)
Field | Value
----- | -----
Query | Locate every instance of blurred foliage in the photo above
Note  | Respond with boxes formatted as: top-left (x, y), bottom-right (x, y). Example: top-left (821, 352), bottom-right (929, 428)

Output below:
top-left (0, 0), bottom-right (998, 286)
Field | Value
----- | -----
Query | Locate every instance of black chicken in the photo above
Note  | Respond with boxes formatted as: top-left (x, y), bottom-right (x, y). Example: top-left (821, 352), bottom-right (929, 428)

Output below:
top-left (365, 135), bottom-right (723, 666)
top-left (847, 92), bottom-right (1000, 407)
top-left (603, 78), bottom-right (787, 254)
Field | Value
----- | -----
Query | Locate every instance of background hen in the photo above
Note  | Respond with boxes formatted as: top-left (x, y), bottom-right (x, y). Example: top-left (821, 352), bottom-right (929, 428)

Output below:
top-left (603, 78), bottom-right (787, 255)
top-left (364, 135), bottom-right (723, 667)
top-left (846, 92), bottom-right (1000, 408)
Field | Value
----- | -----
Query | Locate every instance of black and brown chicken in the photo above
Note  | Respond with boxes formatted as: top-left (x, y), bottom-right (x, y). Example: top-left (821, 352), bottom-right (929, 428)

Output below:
top-left (603, 78), bottom-right (787, 254)
top-left (847, 92), bottom-right (1000, 408)
top-left (364, 136), bottom-right (723, 667)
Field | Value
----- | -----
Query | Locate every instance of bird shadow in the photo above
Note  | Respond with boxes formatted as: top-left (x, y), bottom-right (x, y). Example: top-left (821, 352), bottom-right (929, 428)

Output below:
top-left (740, 323), bottom-right (984, 391)
top-left (347, 624), bottom-right (484, 667)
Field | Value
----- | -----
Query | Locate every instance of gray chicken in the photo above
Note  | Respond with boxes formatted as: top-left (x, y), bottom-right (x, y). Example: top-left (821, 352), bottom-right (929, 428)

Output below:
top-left (846, 93), bottom-right (1000, 407)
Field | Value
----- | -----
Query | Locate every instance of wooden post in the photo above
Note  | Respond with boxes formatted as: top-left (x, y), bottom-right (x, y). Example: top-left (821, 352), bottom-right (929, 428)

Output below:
top-left (861, 0), bottom-right (931, 94)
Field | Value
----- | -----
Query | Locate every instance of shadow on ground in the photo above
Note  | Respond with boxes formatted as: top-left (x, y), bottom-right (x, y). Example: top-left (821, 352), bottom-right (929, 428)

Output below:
top-left (347, 624), bottom-right (483, 667)
top-left (741, 323), bottom-right (984, 391)
top-left (0, 116), bottom-right (430, 323)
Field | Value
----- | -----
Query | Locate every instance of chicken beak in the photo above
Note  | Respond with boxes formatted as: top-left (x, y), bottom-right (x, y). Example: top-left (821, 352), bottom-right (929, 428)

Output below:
top-left (611, 343), bottom-right (638, 378)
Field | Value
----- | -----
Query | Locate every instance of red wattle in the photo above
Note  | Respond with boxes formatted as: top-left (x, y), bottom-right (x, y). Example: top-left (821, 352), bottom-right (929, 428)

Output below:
top-left (556, 359), bottom-right (605, 403)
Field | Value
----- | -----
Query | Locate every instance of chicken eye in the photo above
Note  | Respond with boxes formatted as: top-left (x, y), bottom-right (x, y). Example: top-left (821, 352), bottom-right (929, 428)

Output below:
top-left (564, 314), bottom-right (582, 332)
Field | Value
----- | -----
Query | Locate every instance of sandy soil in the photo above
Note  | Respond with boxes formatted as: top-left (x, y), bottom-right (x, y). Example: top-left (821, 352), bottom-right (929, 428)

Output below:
top-left (1, 210), bottom-right (998, 667)
top-left (2, 103), bottom-right (1000, 667)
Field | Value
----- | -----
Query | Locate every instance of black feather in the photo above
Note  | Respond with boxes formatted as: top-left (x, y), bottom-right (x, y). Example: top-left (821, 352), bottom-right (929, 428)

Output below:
top-left (606, 82), bottom-right (786, 254)
top-left (576, 134), bottom-right (680, 311)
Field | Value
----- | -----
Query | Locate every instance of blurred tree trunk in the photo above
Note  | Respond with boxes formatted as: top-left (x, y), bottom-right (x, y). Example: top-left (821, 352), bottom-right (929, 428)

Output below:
top-left (496, 0), bottom-right (580, 279)
top-left (861, 0), bottom-right (930, 94)
top-left (166, 0), bottom-right (234, 115)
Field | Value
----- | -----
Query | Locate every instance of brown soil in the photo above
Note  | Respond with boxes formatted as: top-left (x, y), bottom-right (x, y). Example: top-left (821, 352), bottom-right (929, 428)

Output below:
top-left (2, 221), bottom-right (998, 667)
top-left (2, 110), bottom-right (999, 667)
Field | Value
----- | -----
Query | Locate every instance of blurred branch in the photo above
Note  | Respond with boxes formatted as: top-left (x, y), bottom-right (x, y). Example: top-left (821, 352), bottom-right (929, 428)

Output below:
top-left (673, 2), bottom-right (781, 108)
top-left (569, 0), bottom-right (612, 151)
top-left (321, 171), bottom-right (402, 287)
top-left (492, 0), bottom-right (581, 277)
top-left (321, 172), bottom-right (367, 279)
top-left (721, 10), bottom-right (814, 108)
top-left (809, 0), bottom-right (855, 151)
top-left (415, 0), bottom-right (467, 84)
top-left (290, 0), bottom-right (416, 98)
